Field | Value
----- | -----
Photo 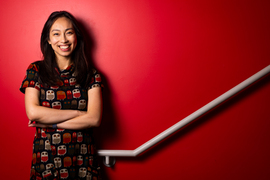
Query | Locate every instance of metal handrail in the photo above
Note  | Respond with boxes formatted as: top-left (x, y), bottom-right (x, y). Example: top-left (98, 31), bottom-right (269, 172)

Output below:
top-left (98, 65), bottom-right (270, 167)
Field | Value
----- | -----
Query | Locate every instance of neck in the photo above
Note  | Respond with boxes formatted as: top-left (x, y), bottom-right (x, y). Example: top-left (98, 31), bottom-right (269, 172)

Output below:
top-left (56, 57), bottom-right (72, 70)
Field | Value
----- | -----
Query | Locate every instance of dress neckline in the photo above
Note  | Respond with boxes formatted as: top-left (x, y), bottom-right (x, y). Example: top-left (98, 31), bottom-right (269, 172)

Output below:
top-left (54, 64), bottom-right (75, 77)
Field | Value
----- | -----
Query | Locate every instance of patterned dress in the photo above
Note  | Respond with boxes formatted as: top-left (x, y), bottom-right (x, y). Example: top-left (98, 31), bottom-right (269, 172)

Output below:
top-left (20, 61), bottom-right (102, 180)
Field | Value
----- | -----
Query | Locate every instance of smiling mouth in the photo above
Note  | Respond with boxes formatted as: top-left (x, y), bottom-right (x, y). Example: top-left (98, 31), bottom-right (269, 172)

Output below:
top-left (59, 45), bottom-right (70, 50)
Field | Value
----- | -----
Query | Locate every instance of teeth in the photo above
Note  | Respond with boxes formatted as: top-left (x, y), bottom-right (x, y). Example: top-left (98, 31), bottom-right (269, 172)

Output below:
top-left (60, 46), bottom-right (69, 49)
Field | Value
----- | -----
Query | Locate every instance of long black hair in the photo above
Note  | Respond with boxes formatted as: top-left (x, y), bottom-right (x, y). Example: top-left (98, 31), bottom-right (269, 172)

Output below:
top-left (38, 11), bottom-right (93, 87)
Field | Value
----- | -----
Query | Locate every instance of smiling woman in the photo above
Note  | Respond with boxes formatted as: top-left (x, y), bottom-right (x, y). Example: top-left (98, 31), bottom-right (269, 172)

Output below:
top-left (19, 11), bottom-right (103, 180)
top-left (48, 17), bottom-right (77, 63)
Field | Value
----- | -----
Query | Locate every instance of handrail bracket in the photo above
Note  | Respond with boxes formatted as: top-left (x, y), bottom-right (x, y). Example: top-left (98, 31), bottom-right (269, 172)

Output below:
top-left (103, 156), bottom-right (116, 167)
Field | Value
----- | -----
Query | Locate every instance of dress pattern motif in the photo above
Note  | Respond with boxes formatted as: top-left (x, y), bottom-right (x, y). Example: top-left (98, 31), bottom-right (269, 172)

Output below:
top-left (20, 61), bottom-right (102, 180)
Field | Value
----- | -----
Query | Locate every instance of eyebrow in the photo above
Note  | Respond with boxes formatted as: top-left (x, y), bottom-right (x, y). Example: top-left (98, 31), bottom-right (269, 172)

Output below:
top-left (51, 28), bottom-right (74, 32)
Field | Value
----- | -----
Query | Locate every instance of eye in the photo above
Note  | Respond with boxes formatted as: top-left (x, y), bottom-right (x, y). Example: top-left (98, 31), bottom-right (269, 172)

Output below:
top-left (53, 33), bottom-right (59, 36)
top-left (67, 31), bottom-right (73, 35)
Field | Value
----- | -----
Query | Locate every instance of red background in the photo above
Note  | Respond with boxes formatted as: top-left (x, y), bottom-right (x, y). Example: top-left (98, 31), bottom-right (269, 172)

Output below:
top-left (0, 0), bottom-right (269, 179)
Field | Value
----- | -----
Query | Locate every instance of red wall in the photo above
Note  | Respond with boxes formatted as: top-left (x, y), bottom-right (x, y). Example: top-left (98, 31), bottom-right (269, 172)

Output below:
top-left (0, 0), bottom-right (269, 179)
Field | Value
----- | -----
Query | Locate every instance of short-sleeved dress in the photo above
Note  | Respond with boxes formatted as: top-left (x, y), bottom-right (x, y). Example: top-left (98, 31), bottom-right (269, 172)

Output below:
top-left (20, 61), bottom-right (102, 180)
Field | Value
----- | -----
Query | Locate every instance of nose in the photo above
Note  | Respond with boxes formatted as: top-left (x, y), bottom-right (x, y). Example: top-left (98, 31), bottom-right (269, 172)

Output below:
top-left (60, 34), bottom-right (68, 43)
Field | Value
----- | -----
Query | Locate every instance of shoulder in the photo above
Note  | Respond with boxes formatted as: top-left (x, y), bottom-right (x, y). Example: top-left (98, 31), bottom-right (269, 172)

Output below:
top-left (26, 60), bottom-right (43, 71)
top-left (20, 61), bottom-right (43, 93)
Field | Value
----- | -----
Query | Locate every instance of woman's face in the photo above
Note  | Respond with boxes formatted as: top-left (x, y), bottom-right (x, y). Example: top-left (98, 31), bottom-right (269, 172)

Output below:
top-left (48, 17), bottom-right (77, 60)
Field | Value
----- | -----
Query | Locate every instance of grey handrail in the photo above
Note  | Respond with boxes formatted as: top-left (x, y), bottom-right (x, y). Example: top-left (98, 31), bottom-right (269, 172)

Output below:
top-left (98, 65), bottom-right (270, 166)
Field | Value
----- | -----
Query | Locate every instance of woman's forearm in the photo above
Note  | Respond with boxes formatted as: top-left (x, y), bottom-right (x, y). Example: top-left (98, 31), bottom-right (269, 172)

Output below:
top-left (29, 109), bottom-right (101, 130)
top-left (56, 113), bottom-right (101, 130)
top-left (27, 105), bottom-right (85, 124)
top-left (28, 115), bottom-right (101, 130)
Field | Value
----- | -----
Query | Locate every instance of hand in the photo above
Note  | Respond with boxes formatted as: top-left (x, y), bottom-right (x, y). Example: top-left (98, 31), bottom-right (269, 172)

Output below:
top-left (28, 120), bottom-right (52, 128)
top-left (28, 120), bottom-right (34, 126)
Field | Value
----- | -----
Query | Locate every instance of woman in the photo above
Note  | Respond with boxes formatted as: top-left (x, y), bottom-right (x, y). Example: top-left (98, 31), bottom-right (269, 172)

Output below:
top-left (20, 11), bottom-right (102, 180)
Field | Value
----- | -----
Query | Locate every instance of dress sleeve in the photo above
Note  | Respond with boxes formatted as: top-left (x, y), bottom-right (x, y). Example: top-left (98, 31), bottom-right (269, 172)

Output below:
top-left (19, 63), bottom-right (40, 93)
top-left (88, 69), bottom-right (104, 89)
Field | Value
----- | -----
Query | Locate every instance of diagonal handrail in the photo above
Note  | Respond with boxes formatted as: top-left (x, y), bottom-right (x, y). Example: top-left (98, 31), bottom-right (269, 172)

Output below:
top-left (98, 65), bottom-right (270, 166)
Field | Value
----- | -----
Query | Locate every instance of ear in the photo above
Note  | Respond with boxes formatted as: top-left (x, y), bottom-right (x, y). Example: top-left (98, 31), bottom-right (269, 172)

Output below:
top-left (48, 40), bottom-right (51, 45)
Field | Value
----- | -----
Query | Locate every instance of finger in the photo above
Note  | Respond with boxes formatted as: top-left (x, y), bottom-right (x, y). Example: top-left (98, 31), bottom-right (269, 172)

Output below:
top-left (30, 123), bottom-right (47, 128)
top-left (28, 123), bottom-right (35, 127)
top-left (29, 123), bottom-right (39, 127)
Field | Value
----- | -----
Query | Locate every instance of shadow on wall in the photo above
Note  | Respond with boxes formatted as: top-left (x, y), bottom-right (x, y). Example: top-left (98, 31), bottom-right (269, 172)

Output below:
top-left (76, 19), bottom-right (118, 179)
